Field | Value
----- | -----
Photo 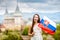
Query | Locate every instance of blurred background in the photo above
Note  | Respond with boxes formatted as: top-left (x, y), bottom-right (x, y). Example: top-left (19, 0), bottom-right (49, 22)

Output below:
top-left (0, 0), bottom-right (60, 40)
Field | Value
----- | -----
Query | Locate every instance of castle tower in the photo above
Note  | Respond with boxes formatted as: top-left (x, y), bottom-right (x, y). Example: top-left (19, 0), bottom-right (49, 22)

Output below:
top-left (13, 0), bottom-right (24, 31)
top-left (4, 1), bottom-right (14, 28)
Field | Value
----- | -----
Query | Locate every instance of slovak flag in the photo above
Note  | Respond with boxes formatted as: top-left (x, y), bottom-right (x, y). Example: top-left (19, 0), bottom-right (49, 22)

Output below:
top-left (38, 16), bottom-right (56, 35)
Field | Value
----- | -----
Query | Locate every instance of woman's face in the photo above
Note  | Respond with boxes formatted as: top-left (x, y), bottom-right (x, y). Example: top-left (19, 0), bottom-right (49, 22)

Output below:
top-left (34, 15), bottom-right (39, 23)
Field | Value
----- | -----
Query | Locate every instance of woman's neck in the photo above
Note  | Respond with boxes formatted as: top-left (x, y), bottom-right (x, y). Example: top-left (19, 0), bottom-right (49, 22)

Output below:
top-left (35, 22), bottom-right (37, 24)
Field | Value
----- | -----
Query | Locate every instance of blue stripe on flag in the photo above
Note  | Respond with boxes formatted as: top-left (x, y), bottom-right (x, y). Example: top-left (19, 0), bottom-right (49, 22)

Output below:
top-left (40, 19), bottom-right (44, 24)
top-left (48, 24), bottom-right (56, 31)
top-left (40, 19), bottom-right (47, 27)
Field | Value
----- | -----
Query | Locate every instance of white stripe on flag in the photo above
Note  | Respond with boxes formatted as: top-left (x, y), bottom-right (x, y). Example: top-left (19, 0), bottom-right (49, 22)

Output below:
top-left (43, 16), bottom-right (56, 28)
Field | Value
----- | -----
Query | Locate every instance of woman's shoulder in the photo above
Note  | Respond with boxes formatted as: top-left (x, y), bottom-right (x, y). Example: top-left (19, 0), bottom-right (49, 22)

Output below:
top-left (37, 23), bottom-right (40, 25)
top-left (37, 23), bottom-right (43, 27)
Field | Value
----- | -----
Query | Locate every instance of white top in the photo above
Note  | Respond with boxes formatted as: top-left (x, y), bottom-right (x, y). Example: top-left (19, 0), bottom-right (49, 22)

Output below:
top-left (33, 23), bottom-right (42, 35)
top-left (31, 23), bottom-right (43, 40)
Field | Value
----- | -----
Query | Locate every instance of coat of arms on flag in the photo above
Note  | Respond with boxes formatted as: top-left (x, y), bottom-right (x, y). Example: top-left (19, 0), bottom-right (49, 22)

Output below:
top-left (38, 16), bottom-right (56, 35)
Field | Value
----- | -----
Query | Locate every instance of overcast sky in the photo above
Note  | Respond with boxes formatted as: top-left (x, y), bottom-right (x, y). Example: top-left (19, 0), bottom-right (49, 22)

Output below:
top-left (0, 0), bottom-right (60, 15)
top-left (0, 0), bottom-right (60, 23)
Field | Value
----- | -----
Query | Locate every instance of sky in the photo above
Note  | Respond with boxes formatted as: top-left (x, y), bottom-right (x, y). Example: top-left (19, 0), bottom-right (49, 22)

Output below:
top-left (0, 0), bottom-right (60, 23)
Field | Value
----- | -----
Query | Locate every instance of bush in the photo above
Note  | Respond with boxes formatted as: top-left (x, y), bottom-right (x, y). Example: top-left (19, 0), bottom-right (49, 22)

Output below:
top-left (22, 26), bottom-right (29, 35)
top-left (3, 30), bottom-right (20, 35)
top-left (53, 24), bottom-right (60, 40)
top-left (0, 33), bottom-right (8, 40)
top-left (3, 32), bottom-right (22, 40)
top-left (0, 30), bottom-right (23, 40)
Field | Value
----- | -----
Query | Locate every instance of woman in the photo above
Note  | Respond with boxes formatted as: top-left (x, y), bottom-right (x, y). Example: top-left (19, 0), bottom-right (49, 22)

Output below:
top-left (28, 14), bottom-right (43, 40)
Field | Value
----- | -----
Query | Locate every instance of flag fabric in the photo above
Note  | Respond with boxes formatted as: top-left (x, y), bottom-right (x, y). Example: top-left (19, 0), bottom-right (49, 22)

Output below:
top-left (38, 16), bottom-right (56, 35)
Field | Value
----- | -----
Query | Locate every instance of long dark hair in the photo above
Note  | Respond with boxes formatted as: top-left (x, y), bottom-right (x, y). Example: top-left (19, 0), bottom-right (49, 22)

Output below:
top-left (30, 14), bottom-right (40, 33)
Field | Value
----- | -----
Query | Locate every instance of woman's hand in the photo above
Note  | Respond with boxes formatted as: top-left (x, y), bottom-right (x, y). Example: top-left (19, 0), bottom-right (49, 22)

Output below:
top-left (32, 32), bottom-right (35, 36)
top-left (28, 32), bottom-right (35, 37)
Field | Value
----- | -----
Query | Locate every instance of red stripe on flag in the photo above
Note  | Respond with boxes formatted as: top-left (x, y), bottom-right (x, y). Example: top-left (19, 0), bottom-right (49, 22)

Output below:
top-left (38, 23), bottom-right (55, 35)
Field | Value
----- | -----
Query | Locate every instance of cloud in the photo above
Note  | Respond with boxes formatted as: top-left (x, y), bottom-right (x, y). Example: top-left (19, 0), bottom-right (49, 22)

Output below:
top-left (0, 0), bottom-right (60, 23)
top-left (19, 2), bottom-right (60, 13)
top-left (0, 10), bottom-right (5, 15)
top-left (0, 0), bottom-right (60, 14)
top-left (19, 0), bottom-right (46, 3)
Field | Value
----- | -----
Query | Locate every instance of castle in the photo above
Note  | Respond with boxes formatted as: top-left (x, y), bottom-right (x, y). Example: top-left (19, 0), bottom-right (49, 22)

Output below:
top-left (3, 0), bottom-right (24, 30)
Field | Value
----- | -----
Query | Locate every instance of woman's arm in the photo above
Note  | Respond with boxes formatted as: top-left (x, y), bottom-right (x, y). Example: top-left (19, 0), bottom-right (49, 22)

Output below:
top-left (28, 26), bottom-right (32, 36)
top-left (28, 26), bottom-right (35, 37)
